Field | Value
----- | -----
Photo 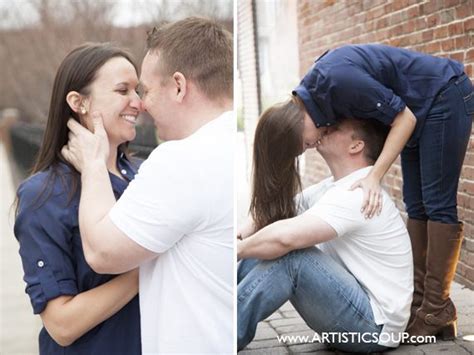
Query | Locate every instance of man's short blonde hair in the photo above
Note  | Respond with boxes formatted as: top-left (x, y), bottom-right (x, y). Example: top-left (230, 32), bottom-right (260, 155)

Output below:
top-left (146, 17), bottom-right (233, 100)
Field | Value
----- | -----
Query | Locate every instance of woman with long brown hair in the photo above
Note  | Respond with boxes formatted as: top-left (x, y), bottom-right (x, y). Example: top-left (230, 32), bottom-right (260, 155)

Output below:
top-left (239, 95), bottom-right (325, 239)
top-left (14, 43), bottom-right (142, 354)
top-left (237, 95), bottom-right (326, 283)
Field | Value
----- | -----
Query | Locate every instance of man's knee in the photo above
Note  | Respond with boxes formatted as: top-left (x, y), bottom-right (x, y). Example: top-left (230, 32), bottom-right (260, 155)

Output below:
top-left (290, 246), bottom-right (324, 259)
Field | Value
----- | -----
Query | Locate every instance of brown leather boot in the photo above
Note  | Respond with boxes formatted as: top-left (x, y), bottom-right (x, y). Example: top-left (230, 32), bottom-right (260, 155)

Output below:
top-left (407, 221), bottom-right (463, 341)
top-left (406, 218), bottom-right (427, 327)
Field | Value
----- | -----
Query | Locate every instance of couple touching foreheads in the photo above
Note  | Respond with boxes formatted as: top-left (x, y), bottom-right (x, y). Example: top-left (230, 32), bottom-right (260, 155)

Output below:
top-left (15, 17), bottom-right (233, 354)
top-left (12, 17), bottom-right (473, 354)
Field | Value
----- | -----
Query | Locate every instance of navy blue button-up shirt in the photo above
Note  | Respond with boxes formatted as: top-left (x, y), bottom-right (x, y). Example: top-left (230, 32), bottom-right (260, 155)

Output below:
top-left (294, 44), bottom-right (464, 144)
top-left (14, 155), bottom-right (141, 355)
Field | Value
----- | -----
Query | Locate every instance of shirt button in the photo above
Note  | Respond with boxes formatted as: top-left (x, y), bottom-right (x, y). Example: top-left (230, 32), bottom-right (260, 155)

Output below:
top-left (37, 260), bottom-right (45, 268)
top-left (317, 124), bottom-right (321, 128)
top-left (121, 169), bottom-right (127, 175)
top-left (377, 102), bottom-right (382, 107)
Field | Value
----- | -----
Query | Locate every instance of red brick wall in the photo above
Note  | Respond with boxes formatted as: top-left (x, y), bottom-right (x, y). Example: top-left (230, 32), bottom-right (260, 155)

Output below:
top-left (297, 0), bottom-right (474, 288)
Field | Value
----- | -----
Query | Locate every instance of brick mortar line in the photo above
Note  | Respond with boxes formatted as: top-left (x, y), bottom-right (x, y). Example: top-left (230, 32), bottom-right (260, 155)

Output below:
top-left (298, 13), bottom-right (474, 45)
top-left (298, 6), bottom-right (473, 42)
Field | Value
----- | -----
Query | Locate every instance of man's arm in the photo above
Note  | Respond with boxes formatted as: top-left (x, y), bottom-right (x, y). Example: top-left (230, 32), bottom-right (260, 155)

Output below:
top-left (62, 115), bottom-right (156, 274)
top-left (79, 161), bottom-right (156, 273)
top-left (237, 213), bottom-right (337, 260)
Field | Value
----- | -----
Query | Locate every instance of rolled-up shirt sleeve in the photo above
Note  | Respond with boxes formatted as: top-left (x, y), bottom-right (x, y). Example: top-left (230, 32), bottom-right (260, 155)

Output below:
top-left (15, 187), bottom-right (78, 314)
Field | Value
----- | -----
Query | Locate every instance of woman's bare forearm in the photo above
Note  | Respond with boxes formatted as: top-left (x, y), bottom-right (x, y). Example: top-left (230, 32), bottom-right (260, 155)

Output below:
top-left (41, 269), bottom-right (139, 346)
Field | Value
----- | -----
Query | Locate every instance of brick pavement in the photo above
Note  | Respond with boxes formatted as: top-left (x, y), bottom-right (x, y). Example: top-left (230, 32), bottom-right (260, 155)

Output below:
top-left (238, 286), bottom-right (474, 354)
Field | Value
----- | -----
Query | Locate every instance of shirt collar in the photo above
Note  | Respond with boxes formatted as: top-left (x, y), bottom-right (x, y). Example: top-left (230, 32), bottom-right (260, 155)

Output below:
top-left (117, 153), bottom-right (139, 177)
top-left (109, 154), bottom-right (140, 196)
top-left (195, 110), bottom-right (233, 132)
top-left (327, 166), bottom-right (374, 189)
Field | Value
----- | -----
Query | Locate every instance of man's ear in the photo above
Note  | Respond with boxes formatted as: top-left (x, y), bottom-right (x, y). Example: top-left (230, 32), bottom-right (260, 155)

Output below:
top-left (66, 91), bottom-right (88, 114)
top-left (349, 140), bottom-right (365, 155)
top-left (172, 72), bottom-right (187, 103)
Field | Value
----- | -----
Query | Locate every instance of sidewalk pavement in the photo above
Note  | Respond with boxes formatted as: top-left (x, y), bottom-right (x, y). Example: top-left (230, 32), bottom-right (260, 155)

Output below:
top-left (236, 133), bottom-right (474, 354)
top-left (1, 142), bottom-right (42, 355)
top-left (238, 289), bottom-right (474, 355)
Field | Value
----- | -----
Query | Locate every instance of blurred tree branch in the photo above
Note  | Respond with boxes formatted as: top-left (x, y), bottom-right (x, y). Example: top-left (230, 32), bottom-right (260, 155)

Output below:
top-left (0, 0), bottom-right (232, 123)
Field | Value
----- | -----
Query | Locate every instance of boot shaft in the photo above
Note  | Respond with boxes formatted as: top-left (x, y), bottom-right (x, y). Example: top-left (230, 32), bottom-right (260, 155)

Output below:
top-left (424, 221), bottom-right (463, 303)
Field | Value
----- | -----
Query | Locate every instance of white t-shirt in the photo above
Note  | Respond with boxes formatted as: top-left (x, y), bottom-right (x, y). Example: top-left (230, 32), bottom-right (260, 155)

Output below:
top-left (297, 166), bottom-right (413, 348)
top-left (110, 112), bottom-right (234, 354)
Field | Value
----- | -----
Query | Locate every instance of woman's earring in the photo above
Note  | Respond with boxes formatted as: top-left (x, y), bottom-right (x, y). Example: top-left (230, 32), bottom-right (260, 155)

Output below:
top-left (80, 107), bottom-right (87, 114)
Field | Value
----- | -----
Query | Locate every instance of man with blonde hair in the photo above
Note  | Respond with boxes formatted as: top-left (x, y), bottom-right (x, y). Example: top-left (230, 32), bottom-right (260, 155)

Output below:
top-left (63, 17), bottom-right (233, 353)
top-left (238, 117), bottom-right (413, 352)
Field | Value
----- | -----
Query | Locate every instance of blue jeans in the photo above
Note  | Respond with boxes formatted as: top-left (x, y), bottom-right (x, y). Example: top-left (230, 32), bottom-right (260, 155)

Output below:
top-left (401, 73), bottom-right (474, 224)
top-left (237, 248), bottom-right (389, 353)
